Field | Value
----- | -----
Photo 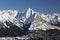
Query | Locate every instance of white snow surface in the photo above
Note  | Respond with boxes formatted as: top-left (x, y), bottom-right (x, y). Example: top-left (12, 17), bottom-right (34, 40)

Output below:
top-left (0, 10), bottom-right (23, 27)
top-left (0, 10), bottom-right (18, 22)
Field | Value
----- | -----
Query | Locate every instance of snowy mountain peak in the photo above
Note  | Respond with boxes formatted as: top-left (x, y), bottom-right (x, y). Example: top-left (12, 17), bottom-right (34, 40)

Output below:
top-left (0, 10), bottom-right (18, 22)
top-left (28, 8), bottom-right (32, 11)
top-left (23, 8), bottom-right (40, 24)
top-left (26, 8), bottom-right (33, 18)
top-left (0, 10), bottom-right (18, 17)
top-left (26, 8), bottom-right (39, 18)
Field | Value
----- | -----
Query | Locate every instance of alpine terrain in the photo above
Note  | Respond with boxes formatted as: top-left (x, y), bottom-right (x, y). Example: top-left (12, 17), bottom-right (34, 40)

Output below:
top-left (0, 8), bottom-right (60, 40)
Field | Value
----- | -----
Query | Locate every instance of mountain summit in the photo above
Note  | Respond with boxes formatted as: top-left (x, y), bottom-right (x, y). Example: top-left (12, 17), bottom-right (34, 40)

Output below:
top-left (16, 8), bottom-right (39, 24)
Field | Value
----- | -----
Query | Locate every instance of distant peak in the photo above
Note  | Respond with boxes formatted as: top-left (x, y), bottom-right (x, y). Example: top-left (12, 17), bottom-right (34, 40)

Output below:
top-left (27, 8), bottom-right (33, 11)
top-left (28, 8), bottom-right (31, 9)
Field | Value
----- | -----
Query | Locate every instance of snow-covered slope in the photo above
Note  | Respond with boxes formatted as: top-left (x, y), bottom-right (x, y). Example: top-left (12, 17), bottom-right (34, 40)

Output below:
top-left (0, 10), bottom-right (18, 18)
top-left (15, 8), bottom-right (60, 31)
top-left (0, 10), bottom-right (22, 27)
top-left (41, 13), bottom-right (60, 23)
top-left (0, 10), bottom-right (25, 36)
top-left (29, 13), bottom-right (60, 31)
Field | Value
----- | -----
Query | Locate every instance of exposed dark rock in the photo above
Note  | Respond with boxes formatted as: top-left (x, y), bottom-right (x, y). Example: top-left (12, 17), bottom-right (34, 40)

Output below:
top-left (0, 21), bottom-right (25, 37)
top-left (50, 21), bottom-right (60, 27)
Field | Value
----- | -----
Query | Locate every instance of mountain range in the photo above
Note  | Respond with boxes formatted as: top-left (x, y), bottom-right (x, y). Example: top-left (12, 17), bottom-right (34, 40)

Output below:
top-left (0, 8), bottom-right (60, 36)
top-left (16, 8), bottom-right (60, 30)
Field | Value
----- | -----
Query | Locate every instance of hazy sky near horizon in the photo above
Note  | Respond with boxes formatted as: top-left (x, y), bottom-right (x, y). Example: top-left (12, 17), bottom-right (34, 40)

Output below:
top-left (0, 0), bottom-right (60, 14)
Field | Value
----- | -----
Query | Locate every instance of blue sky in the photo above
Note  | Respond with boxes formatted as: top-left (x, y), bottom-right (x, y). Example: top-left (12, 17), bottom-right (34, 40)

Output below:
top-left (0, 0), bottom-right (60, 14)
